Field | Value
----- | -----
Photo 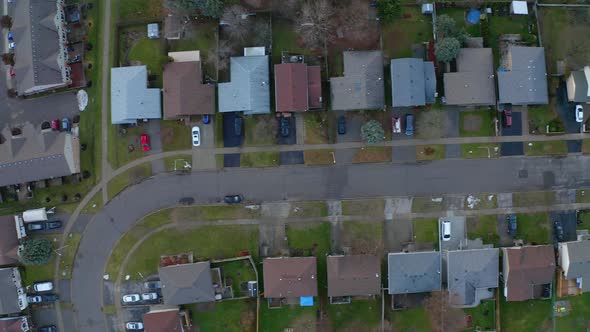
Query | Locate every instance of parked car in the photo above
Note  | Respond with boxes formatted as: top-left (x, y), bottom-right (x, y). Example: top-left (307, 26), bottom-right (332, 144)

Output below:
top-left (33, 281), bottom-right (54, 292)
top-left (503, 109), bottom-right (513, 127)
top-left (234, 117), bottom-right (243, 136)
top-left (61, 118), bottom-right (71, 132)
top-left (203, 114), bottom-right (211, 124)
top-left (506, 215), bottom-right (517, 237)
top-left (554, 221), bottom-right (564, 241)
top-left (224, 195), bottom-right (243, 204)
top-left (39, 326), bottom-right (56, 332)
top-left (51, 119), bottom-right (60, 131)
top-left (576, 104), bottom-right (584, 123)
top-left (405, 114), bottom-right (414, 136)
top-left (125, 322), bottom-right (144, 330)
top-left (441, 220), bottom-right (451, 241)
top-left (337, 116), bottom-right (346, 135)
top-left (122, 294), bottom-right (141, 304)
top-left (279, 117), bottom-right (290, 137)
top-left (192, 126), bottom-right (200, 147)
top-left (140, 134), bottom-right (150, 152)
top-left (27, 294), bottom-right (59, 303)
top-left (46, 221), bottom-right (62, 229)
top-left (26, 222), bottom-right (46, 232)
top-left (141, 292), bottom-right (158, 301)
top-left (143, 281), bottom-right (162, 290)
top-left (392, 117), bottom-right (401, 134)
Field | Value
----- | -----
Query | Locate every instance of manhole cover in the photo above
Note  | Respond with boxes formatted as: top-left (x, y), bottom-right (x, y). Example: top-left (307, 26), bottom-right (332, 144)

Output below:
top-left (518, 169), bottom-right (528, 178)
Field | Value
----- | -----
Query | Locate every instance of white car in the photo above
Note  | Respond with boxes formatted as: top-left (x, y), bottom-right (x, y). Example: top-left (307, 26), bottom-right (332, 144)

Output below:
top-left (441, 220), bottom-right (451, 241)
top-left (122, 294), bottom-right (140, 303)
top-left (192, 126), bottom-right (200, 147)
top-left (576, 104), bottom-right (584, 123)
top-left (125, 322), bottom-right (144, 330)
top-left (141, 292), bottom-right (158, 301)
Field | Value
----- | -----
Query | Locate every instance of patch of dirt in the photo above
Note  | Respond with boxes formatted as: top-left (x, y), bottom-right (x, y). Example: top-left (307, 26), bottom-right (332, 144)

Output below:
top-left (463, 115), bottom-right (483, 132)
top-left (330, 1), bottom-right (380, 50)
top-left (290, 313), bottom-right (317, 332)
top-left (239, 304), bottom-right (256, 331)
top-left (160, 126), bottom-right (175, 145)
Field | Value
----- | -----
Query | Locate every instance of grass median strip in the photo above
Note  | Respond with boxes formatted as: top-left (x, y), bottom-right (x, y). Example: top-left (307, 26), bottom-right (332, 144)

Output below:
top-left (304, 149), bottom-right (335, 165)
top-left (58, 233), bottom-right (82, 279)
top-left (240, 152), bottom-right (280, 167)
top-left (164, 155), bottom-right (192, 172)
top-left (82, 191), bottom-right (102, 214)
top-left (461, 143), bottom-right (500, 158)
top-left (173, 205), bottom-right (262, 221)
top-left (416, 144), bottom-right (445, 161)
top-left (352, 146), bottom-right (392, 163)
top-left (107, 163), bottom-right (152, 199)
top-left (525, 140), bottom-right (568, 156)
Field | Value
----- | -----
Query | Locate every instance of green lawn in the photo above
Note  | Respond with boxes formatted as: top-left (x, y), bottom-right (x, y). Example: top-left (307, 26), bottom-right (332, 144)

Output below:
top-left (240, 152), bottom-right (280, 167)
top-left (512, 191), bottom-right (556, 207)
top-left (260, 304), bottom-right (317, 332)
top-left (525, 140), bottom-right (568, 156)
top-left (58, 233), bottom-right (82, 279)
top-left (501, 297), bottom-right (551, 332)
top-left (304, 112), bottom-right (333, 144)
top-left (466, 215), bottom-right (499, 246)
top-left (461, 143), bottom-right (501, 158)
top-left (173, 205), bottom-right (262, 221)
top-left (118, 0), bottom-right (163, 21)
top-left (412, 196), bottom-right (444, 213)
top-left (556, 293), bottom-right (590, 331)
top-left (106, 163), bottom-right (152, 199)
top-left (244, 115), bottom-right (276, 146)
top-left (342, 199), bottom-right (385, 218)
top-left (583, 139), bottom-right (590, 154)
top-left (214, 259), bottom-right (257, 297)
top-left (382, 6), bottom-right (432, 59)
top-left (528, 105), bottom-right (564, 134)
top-left (489, 14), bottom-right (535, 66)
top-left (416, 145), bottom-right (445, 161)
top-left (271, 19), bottom-right (314, 65)
top-left (124, 225), bottom-right (259, 279)
top-left (304, 149), bottom-right (335, 165)
top-left (463, 299), bottom-right (495, 332)
top-left (353, 147), bottom-right (392, 164)
top-left (160, 121), bottom-right (191, 151)
top-left (577, 211), bottom-right (590, 230)
top-left (289, 201), bottom-right (328, 218)
top-left (515, 212), bottom-right (551, 245)
top-left (341, 221), bottom-right (383, 255)
top-left (327, 298), bottom-right (381, 331)
top-left (22, 235), bottom-right (60, 285)
top-left (107, 123), bottom-right (147, 169)
top-left (81, 191), bottom-right (102, 214)
top-left (459, 109), bottom-right (495, 137)
top-left (168, 21), bottom-right (218, 78)
top-left (412, 218), bottom-right (439, 246)
top-left (127, 37), bottom-right (167, 88)
top-left (163, 155), bottom-right (192, 172)
top-left (191, 299), bottom-right (256, 332)
top-left (390, 307), bottom-right (432, 332)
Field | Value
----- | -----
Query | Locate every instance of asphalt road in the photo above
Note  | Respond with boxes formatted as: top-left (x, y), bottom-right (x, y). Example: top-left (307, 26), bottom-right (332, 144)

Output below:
top-left (71, 155), bottom-right (590, 331)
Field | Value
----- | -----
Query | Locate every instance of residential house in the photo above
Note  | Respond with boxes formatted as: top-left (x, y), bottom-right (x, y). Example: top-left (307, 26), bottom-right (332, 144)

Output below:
top-left (0, 267), bottom-right (27, 315)
top-left (388, 251), bottom-right (441, 294)
top-left (566, 66), bottom-right (590, 103)
top-left (163, 51), bottom-right (215, 120)
top-left (218, 49), bottom-right (270, 115)
top-left (327, 255), bottom-right (381, 301)
top-left (330, 51), bottom-right (385, 111)
top-left (0, 216), bottom-right (21, 266)
top-left (558, 239), bottom-right (590, 294)
top-left (110, 66), bottom-right (162, 124)
top-left (390, 58), bottom-right (436, 107)
top-left (274, 63), bottom-right (322, 113)
top-left (447, 248), bottom-right (499, 307)
top-left (159, 261), bottom-right (215, 305)
top-left (0, 123), bottom-right (80, 187)
top-left (12, 0), bottom-right (71, 96)
top-left (263, 257), bottom-right (317, 305)
top-left (0, 317), bottom-right (30, 332)
top-left (502, 245), bottom-right (555, 301)
top-left (498, 46), bottom-right (548, 105)
top-left (443, 48), bottom-right (496, 106)
top-left (143, 307), bottom-right (188, 332)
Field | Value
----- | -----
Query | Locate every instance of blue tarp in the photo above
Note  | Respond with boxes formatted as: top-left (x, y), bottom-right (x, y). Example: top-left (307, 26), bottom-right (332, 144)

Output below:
top-left (466, 9), bottom-right (481, 24)
top-left (300, 296), bottom-right (314, 306)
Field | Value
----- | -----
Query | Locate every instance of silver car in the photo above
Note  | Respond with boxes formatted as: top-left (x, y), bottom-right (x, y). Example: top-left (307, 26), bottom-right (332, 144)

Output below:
top-left (122, 294), bottom-right (140, 303)
top-left (141, 292), bottom-right (158, 301)
top-left (125, 322), bottom-right (144, 330)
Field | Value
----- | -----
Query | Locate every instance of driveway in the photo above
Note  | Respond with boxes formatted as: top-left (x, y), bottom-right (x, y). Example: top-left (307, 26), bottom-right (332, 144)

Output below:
top-left (277, 115), bottom-right (303, 165)
top-left (439, 216), bottom-right (466, 252)
top-left (501, 111), bottom-right (524, 156)
top-left (551, 211), bottom-right (578, 242)
top-left (335, 111), bottom-right (362, 143)
top-left (556, 82), bottom-right (583, 153)
top-left (31, 307), bottom-right (58, 329)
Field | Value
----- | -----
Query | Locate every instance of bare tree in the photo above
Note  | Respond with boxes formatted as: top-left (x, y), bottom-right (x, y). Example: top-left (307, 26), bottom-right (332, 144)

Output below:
top-left (271, 0), bottom-right (302, 19)
top-left (251, 20), bottom-right (270, 48)
top-left (1, 53), bottom-right (14, 65)
top-left (295, 0), bottom-right (335, 48)
top-left (217, 40), bottom-right (233, 71)
top-left (220, 5), bottom-right (252, 42)
top-left (416, 109), bottom-right (449, 139)
top-left (0, 15), bottom-right (12, 29)
top-left (335, 0), bottom-right (369, 41)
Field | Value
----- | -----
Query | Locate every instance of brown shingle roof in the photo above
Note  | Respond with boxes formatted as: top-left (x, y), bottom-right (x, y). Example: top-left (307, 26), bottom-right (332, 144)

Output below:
top-left (327, 255), bottom-right (381, 297)
top-left (503, 245), bottom-right (555, 301)
top-left (307, 66), bottom-right (322, 109)
top-left (163, 61), bottom-right (215, 119)
top-left (263, 257), bottom-right (317, 298)
top-left (143, 308), bottom-right (183, 332)
top-left (274, 63), bottom-right (309, 113)
top-left (0, 216), bottom-right (19, 266)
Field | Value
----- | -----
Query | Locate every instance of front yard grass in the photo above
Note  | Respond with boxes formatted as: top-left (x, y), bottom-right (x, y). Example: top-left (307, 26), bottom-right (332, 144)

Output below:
top-left (81, 191), bottom-right (102, 214)
top-left (390, 307), bottom-right (432, 332)
top-left (459, 109), bottom-right (495, 137)
top-left (22, 235), bottom-right (60, 285)
top-left (412, 196), bottom-right (444, 213)
top-left (304, 112), bottom-right (333, 144)
top-left (416, 145), bottom-right (445, 161)
top-left (163, 155), bottom-right (192, 172)
top-left (244, 115), bottom-right (277, 146)
top-left (352, 147), bottom-right (392, 163)
top-left (341, 221), bottom-right (383, 255)
top-left (240, 152), bottom-right (280, 167)
top-left (556, 292), bottom-right (590, 332)
top-left (512, 191), bottom-right (556, 207)
top-left (58, 233), bottom-right (82, 279)
top-left (525, 140), bottom-right (568, 156)
top-left (382, 6), bottom-right (432, 59)
top-left (463, 299), bottom-right (495, 332)
top-left (577, 210), bottom-right (590, 230)
top-left (107, 124), bottom-right (146, 169)
top-left (412, 218), bottom-right (439, 246)
top-left (304, 149), bottom-right (335, 165)
top-left (106, 163), bottom-right (152, 199)
top-left (124, 225), bottom-right (259, 280)
top-left (528, 105), bottom-right (564, 134)
top-left (461, 143), bottom-right (501, 158)
top-left (501, 297), bottom-right (551, 332)
top-left (289, 201), bottom-right (328, 218)
top-left (173, 205), bottom-right (262, 221)
top-left (342, 199), bottom-right (385, 218)
top-left (160, 121), bottom-right (191, 151)
top-left (327, 298), bottom-right (381, 331)
top-left (466, 215), bottom-right (499, 246)
top-left (515, 212), bottom-right (552, 245)
top-left (191, 299), bottom-right (256, 332)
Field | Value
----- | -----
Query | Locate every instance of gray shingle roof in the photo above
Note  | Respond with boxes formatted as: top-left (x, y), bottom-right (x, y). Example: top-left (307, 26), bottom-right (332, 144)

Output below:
top-left (559, 240), bottom-right (590, 292)
top-left (498, 47), bottom-right (548, 105)
top-left (443, 48), bottom-right (496, 106)
top-left (218, 56), bottom-right (270, 115)
top-left (159, 262), bottom-right (215, 305)
top-left (111, 66), bottom-right (162, 124)
top-left (391, 58), bottom-right (436, 107)
top-left (330, 51), bottom-right (385, 111)
top-left (447, 248), bottom-right (499, 307)
top-left (388, 251), bottom-right (441, 294)
top-left (0, 268), bottom-right (23, 315)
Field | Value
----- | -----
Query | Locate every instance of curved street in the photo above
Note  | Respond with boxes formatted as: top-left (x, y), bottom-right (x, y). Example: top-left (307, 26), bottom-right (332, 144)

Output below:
top-left (69, 154), bottom-right (590, 331)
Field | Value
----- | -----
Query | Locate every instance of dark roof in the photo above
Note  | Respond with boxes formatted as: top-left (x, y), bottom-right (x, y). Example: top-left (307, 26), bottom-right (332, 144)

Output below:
top-left (388, 251), bottom-right (441, 294)
top-left (159, 262), bottom-right (215, 305)
top-left (0, 216), bottom-right (19, 266)
top-left (447, 248), bottom-right (499, 307)
top-left (330, 51), bottom-right (385, 111)
top-left (498, 47), bottom-right (548, 105)
top-left (443, 48), bottom-right (496, 106)
top-left (307, 66), bottom-right (322, 109)
top-left (0, 317), bottom-right (30, 332)
top-left (143, 308), bottom-right (183, 332)
top-left (503, 245), bottom-right (555, 301)
top-left (390, 58), bottom-right (436, 107)
top-left (163, 61), bottom-right (215, 119)
top-left (263, 257), bottom-right (317, 298)
top-left (275, 63), bottom-right (309, 113)
top-left (327, 255), bottom-right (381, 297)
top-left (0, 268), bottom-right (23, 315)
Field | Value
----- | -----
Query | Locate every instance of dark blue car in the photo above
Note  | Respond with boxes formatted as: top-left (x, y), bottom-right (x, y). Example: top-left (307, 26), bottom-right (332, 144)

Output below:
top-left (203, 114), bottom-right (211, 124)
top-left (405, 114), bottom-right (414, 136)
top-left (61, 118), bottom-right (71, 132)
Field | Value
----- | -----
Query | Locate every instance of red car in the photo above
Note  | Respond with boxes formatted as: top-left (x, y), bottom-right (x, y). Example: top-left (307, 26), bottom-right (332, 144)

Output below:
top-left (503, 109), bottom-right (512, 128)
top-left (140, 134), bottom-right (150, 152)
top-left (51, 119), bottom-right (60, 131)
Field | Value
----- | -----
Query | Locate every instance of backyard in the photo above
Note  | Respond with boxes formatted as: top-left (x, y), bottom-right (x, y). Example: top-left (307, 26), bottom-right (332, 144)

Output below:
top-left (501, 297), bottom-right (552, 332)
top-left (168, 21), bottom-right (218, 79)
top-left (327, 298), bottom-right (381, 331)
top-left (382, 6), bottom-right (433, 59)
top-left (191, 299), bottom-right (256, 332)
top-left (556, 293), bottom-right (590, 331)
top-left (390, 307), bottom-right (432, 332)
top-left (463, 299), bottom-right (495, 332)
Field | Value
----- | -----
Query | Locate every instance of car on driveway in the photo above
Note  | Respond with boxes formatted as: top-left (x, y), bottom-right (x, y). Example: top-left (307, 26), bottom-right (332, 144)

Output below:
top-left (51, 119), bottom-right (60, 131)
top-left (503, 109), bottom-right (513, 127)
top-left (141, 292), bottom-right (158, 301)
top-left (234, 117), bottom-right (243, 136)
top-left (392, 117), bottom-right (401, 134)
top-left (126, 322), bottom-right (144, 330)
top-left (279, 117), bottom-right (290, 137)
top-left (33, 281), bottom-right (53, 292)
top-left (203, 114), bottom-right (211, 124)
top-left (27, 294), bottom-right (59, 303)
top-left (46, 221), bottom-right (62, 229)
top-left (122, 294), bottom-right (141, 304)
top-left (554, 220), bottom-right (564, 242)
top-left (192, 126), bottom-right (200, 147)
top-left (61, 118), bottom-right (71, 132)
top-left (224, 195), bottom-right (243, 204)
top-left (337, 116), bottom-right (346, 135)
top-left (140, 134), bottom-right (150, 152)
top-left (39, 326), bottom-right (56, 332)
top-left (405, 114), bottom-right (414, 136)
top-left (576, 104), bottom-right (584, 123)
top-left (143, 281), bottom-right (162, 290)
top-left (506, 215), bottom-right (517, 237)
top-left (26, 222), bottom-right (45, 232)
top-left (441, 220), bottom-right (451, 241)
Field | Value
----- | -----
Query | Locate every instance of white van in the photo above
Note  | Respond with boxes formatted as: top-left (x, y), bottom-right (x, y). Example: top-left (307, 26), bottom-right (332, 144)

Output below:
top-left (33, 281), bottom-right (54, 292)
top-left (441, 221), bottom-right (451, 241)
